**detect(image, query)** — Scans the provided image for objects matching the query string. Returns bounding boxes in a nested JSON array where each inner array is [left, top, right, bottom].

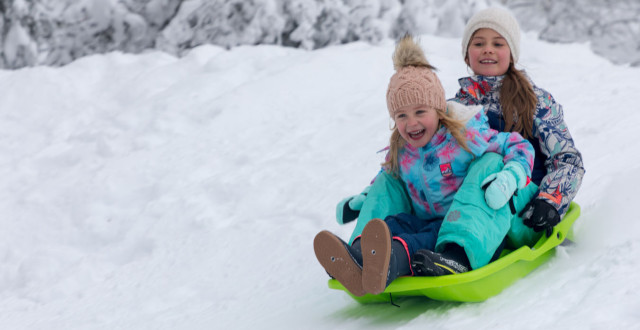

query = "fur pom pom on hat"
[[461, 7, 521, 63], [386, 35, 446, 117]]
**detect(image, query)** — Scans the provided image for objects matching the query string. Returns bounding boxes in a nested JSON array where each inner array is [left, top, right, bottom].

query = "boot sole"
[[361, 219, 392, 295], [314, 231, 365, 297]]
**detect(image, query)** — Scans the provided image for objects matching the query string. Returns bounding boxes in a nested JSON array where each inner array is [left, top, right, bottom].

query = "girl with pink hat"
[[314, 34, 535, 296]]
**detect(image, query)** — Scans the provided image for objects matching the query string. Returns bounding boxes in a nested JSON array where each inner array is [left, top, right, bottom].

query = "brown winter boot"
[[361, 219, 392, 295], [314, 230, 365, 297]]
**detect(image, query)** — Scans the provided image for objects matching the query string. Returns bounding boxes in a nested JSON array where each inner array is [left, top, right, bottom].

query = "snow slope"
[[0, 33, 639, 329]]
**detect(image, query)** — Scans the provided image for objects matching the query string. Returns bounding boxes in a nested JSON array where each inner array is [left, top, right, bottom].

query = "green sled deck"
[[328, 202, 581, 304]]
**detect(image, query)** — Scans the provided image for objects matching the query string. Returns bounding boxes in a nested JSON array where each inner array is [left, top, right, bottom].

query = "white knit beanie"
[[461, 7, 521, 63]]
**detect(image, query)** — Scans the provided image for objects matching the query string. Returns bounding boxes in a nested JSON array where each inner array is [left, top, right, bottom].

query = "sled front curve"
[[328, 202, 581, 304]]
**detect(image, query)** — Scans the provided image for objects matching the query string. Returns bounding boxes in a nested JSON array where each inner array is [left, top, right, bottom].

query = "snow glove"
[[336, 186, 371, 225], [481, 161, 528, 210], [520, 199, 561, 237]]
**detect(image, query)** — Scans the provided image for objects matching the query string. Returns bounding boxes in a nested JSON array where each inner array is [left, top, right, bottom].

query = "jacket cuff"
[[504, 161, 528, 190]]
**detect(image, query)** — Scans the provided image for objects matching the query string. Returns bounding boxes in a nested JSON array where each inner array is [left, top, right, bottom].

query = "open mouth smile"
[[407, 129, 425, 140]]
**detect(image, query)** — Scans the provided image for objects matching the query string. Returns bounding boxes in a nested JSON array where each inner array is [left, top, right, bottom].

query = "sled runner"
[[328, 202, 581, 304]]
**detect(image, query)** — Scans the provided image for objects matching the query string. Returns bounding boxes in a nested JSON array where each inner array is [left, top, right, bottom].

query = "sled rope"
[[389, 293, 400, 307]]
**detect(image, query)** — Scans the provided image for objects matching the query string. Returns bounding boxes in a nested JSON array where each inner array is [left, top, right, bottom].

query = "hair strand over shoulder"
[[500, 63, 537, 139]]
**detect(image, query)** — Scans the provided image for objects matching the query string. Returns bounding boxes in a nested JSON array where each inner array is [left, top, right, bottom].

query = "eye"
[[395, 113, 406, 120], [415, 110, 427, 116]]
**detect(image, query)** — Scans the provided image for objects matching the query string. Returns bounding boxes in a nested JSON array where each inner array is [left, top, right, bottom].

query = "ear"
[[389, 118, 397, 130]]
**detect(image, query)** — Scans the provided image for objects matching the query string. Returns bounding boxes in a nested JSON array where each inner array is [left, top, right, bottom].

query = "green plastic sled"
[[328, 202, 581, 304]]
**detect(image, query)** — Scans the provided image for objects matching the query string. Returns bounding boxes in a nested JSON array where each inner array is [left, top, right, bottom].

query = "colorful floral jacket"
[[392, 105, 534, 220], [453, 75, 585, 216]]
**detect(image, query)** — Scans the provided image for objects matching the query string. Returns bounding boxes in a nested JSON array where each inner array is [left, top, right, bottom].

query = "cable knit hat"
[[461, 7, 521, 63], [386, 35, 446, 118]]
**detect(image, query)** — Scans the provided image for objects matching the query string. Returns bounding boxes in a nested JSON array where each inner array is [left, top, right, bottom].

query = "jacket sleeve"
[[532, 91, 585, 216], [467, 112, 535, 178]]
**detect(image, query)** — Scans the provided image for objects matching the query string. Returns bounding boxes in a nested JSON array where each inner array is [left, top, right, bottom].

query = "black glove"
[[519, 199, 561, 237], [336, 186, 370, 225]]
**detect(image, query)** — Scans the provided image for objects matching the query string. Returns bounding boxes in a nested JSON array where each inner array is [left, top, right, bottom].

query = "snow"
[[1, 33, 639, 329]]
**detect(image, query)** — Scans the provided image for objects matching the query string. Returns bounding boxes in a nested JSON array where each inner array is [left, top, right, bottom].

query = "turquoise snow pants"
[[435, 153, 540, 269], [348, 171, 412, 244], [349, 153, 541, 269]]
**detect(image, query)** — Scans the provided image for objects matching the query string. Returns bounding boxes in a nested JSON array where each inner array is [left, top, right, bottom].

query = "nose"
[[483, 46, 494, 54], [406, 115, 419, 127]]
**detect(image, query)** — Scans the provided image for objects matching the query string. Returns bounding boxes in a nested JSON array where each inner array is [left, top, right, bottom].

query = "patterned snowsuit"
[[454, 75, 585, 216]]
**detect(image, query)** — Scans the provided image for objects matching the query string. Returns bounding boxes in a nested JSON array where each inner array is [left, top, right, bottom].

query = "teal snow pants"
[[435, 153, 540, 269], [348, 171, 412, 244], [349, 153, 541, 269]]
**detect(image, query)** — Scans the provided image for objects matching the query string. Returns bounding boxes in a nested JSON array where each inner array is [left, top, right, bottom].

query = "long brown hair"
[[500, 63, 537, 139], [382, 106, 471, 176]]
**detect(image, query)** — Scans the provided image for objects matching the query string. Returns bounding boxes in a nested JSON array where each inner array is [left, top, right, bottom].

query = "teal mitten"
[[336, 186, 370, 225], [481, 162, 527, 210]]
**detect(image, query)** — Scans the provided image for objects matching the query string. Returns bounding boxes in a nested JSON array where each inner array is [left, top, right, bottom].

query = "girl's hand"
[[520, 199, 561, 237], [481, 162, 527, 210], [336, 186, 370, 224]]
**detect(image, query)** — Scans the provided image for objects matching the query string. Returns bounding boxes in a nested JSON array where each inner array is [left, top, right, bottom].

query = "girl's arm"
[[467, 112, 535, 179], [532, 92, 585, 216], [466, 115, 535, 211]]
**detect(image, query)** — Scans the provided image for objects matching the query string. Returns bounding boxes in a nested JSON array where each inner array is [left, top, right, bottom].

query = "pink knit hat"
[[386, 36, 446, 117]]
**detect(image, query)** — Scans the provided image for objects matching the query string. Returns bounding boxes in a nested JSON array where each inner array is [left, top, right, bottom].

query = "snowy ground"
[[0, 33, 639, 329]]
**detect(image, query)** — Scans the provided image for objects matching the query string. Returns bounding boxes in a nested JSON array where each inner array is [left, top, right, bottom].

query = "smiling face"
[[393, 104, 440, 148], [466, 28, 512, 76]]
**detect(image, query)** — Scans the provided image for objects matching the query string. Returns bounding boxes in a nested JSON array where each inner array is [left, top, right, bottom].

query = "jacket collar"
[[457, 75, 505, 102]]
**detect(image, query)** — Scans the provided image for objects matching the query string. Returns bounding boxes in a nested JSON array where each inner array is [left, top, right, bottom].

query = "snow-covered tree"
[[503, 0, 640, 66], [1, 0, 638, 69]]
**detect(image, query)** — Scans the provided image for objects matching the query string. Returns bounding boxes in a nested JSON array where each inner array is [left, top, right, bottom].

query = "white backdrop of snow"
[[0, 32, 639, 329]]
